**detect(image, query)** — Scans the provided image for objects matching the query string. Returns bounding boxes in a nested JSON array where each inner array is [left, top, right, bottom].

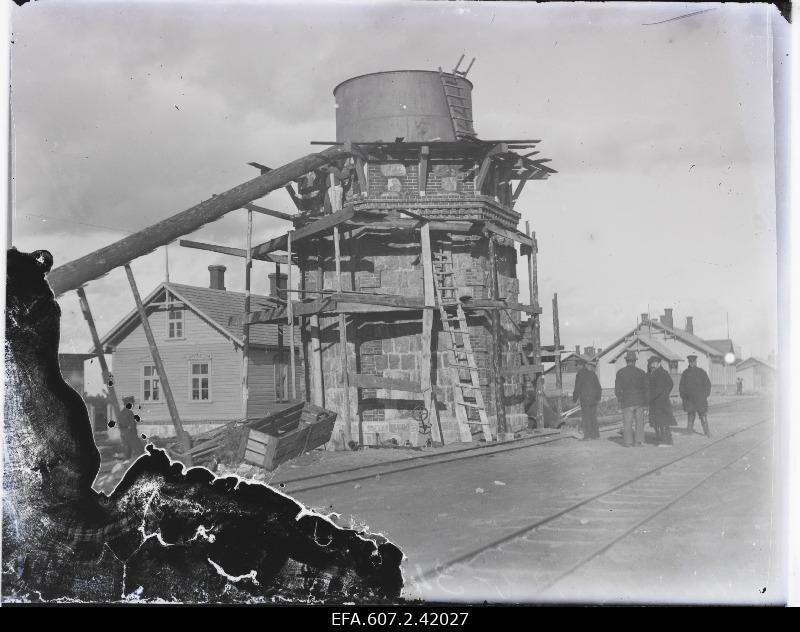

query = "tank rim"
[[333, 69, 473, 95]]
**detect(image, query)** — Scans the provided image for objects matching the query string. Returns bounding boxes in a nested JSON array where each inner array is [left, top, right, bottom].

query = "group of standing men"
[[572, 352, 712, 447]]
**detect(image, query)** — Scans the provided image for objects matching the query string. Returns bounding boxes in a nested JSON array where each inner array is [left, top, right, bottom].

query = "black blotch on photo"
[[3, 248, 404, 603]]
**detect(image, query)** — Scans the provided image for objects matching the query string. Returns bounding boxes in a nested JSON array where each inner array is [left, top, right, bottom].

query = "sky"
[[6, 0, 783, 394]]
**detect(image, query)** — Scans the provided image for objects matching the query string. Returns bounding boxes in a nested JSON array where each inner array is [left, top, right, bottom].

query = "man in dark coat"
[[647, 356, 675, 446], [573, 361, 602, 440], [679, 355, 712, 437], [118, 396, 145, 460], [614, 351, 649, 447]]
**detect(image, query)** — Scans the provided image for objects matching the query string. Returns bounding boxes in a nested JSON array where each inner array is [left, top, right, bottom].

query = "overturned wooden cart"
[[168, 401, 337, 471]]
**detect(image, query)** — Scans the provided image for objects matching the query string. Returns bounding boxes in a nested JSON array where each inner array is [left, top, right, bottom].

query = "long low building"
[[593, 309, 738, 397]]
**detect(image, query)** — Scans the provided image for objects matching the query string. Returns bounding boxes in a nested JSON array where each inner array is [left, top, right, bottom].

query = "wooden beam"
[[287, 232, 297, 401], [244, 203, 295, 222], [334, 226, 353, 447], [354, 156, 368, 196], [482, 222, 534, 247], [420, 223, 444, 444], [179, 239, 288, 264], [246, 161, 304, 210], [526, 221, 544, 428], [310, 254, 325, 408], [419, 145, 429, 197], [474, 143, 508, 193], [48, 146, 350, 297], [488, 236, 507, 439], [76, 287, 122, 423], [124, 264, 192, 463], [350, 373, 423, 394], [241, 209, 253, 419], [552, 293, 563, 422], [512, 171, 532, 203], [251, 207, 355, 258]]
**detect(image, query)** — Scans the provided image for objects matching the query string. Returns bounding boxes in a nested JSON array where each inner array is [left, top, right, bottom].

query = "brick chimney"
[[268, 272, 288, 298], [597, 347, 603, 355], [575, 345, 581, 354], [208, 265, 226, 290], [685, 316, 694, 334], [585, 346, 595, 357], [660, 308, 674, 329], [640, 313, 649, 325]]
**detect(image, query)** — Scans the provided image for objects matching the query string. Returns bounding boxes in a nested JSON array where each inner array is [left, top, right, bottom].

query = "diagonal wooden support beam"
[[47, 146, 349, 296], [474, 143, 508, 193], [251, 207, 355, 258], [244, 203, 295, 222], [247, 161, 303, 210], [179, 239, 288, 264], [76, 286, 122, 423], [124, 264, 192, 463]]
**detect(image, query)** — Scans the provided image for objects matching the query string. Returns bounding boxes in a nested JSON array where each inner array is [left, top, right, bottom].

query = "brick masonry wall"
[[367, 159, 477, 198], [300, 208, 527, 446]]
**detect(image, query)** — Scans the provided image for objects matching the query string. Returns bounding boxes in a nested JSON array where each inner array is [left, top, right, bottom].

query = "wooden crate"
[[239, 402, 337, 470]]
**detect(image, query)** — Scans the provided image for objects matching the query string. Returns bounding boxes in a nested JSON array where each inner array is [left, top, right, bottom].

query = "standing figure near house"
[[614, 351, 649, 447], [647, 356, 675, 446], [573, 360, 602, 440], [736, 377, 743, 395], [118, 395, 145, 460], [679, 354, 712, 437]]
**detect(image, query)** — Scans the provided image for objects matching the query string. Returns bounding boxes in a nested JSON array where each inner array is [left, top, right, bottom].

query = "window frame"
[[165, 291, 185, 341], [188, 360, 212, 403], [142, 364, 163, 403]]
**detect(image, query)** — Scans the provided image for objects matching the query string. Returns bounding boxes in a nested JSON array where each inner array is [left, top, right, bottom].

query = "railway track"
[[277, 427, 598, 494], [408, 415, 770, 602], [276, 400, 755, 496]]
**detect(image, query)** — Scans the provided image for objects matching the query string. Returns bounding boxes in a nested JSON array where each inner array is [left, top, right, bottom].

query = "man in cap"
[[614, 350, 649, 447], [679, 355, 712, 437], [573, 359, 602, 440], [647, 356, 676, 446], [117, 395, 145, 460]]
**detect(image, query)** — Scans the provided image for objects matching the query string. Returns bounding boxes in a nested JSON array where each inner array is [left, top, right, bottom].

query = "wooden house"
[[735, 357, 775, 393], [99, 266, 303, 437], [594, 310, 738, 397]]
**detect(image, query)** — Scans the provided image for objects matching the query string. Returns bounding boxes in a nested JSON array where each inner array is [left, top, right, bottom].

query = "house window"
[[190, 362, 211, 401], [275, 357, 289, 402], [167, 299, 184, 339], [143, 365, 161, 402]]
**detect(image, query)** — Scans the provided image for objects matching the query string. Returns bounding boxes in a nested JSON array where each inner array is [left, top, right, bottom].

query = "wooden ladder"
[[432, 247, 493, 442], [438, 69, 476, 140]]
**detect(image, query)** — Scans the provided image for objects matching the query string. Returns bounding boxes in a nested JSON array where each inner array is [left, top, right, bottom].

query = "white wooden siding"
[[115, 306, 236, 350], [112, 341, 242, 425]]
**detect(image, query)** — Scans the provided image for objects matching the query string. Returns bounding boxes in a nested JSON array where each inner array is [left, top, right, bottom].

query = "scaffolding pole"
[[287, 231, 297, 401], [487, 234, 507, 440], [76, 286, 122, 424], [553, 292, 563, 422], [526, 221, 544, 428], [333, 225, 353, 447], [242, 209, 253, 419], [124, 264, 192, 464]]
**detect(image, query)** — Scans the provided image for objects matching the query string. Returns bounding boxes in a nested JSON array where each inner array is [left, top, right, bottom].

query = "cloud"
[[9, 1, 780, 373]]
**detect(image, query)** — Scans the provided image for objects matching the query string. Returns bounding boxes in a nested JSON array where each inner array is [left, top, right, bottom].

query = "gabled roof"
[[541, 351, 593, 373], [736, 357, 775, 372], [607, 334, 683, 363], [99, 282, 282, 351], [596, 320, 723, 361], [705, 339, 735, 355]]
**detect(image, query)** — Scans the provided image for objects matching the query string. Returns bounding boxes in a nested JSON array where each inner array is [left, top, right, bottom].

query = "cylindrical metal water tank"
[[333, 70, 475, 143]]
